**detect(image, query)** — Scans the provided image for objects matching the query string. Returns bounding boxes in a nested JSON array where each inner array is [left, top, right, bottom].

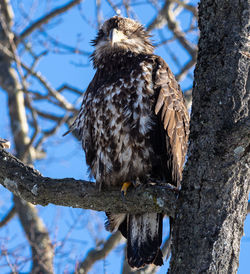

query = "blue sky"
[[0, 1, 249, 273]]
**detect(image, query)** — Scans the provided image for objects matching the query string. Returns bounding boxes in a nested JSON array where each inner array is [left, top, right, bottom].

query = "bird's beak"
[[109, 28, 126, 46]]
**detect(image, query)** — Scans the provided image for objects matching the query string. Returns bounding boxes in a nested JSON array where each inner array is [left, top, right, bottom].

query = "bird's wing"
[[63, 72, 100, 168], [63, 72, 99, 137], [154, 57, 189, 187]]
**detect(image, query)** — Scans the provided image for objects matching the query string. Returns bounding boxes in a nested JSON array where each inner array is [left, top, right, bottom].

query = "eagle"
[[66, 16, 189, 269]]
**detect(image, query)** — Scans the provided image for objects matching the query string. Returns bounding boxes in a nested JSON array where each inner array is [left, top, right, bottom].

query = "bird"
[[65, 16, 189, 269]]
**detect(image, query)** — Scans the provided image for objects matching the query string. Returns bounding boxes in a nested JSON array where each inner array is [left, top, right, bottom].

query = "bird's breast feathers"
[[78, 60, 157, 185]]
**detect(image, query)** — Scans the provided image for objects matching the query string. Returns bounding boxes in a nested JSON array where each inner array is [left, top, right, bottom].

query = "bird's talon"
[[121, 182, 132, 197]]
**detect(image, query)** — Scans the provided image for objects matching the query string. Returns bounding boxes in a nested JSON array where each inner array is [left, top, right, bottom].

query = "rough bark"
[[0, 148, 177, 216], [169, 1, 250, 273]]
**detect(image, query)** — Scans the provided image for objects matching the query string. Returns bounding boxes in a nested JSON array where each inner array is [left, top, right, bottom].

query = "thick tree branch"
[[13, 196, 54, 274], [0, 6, 54, 271], [0, 148, 177, 216]]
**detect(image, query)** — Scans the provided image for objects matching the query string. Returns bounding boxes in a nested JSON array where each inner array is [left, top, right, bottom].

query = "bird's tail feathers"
[[127, 213, 163, 269]]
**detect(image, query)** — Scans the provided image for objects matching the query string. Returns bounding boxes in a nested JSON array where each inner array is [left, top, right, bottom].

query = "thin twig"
[[17, 0, 82, 44], [40, 31, 90, 56], [105, 0, 121, 15], [0, 205, 16, 227], [76, 231, 123, 273], [170, 0, 198, 17], [57, 84, 83, 95], [21, 62, 74, 111], [176, 58, 196, 82], [35, 112, 71, 149]]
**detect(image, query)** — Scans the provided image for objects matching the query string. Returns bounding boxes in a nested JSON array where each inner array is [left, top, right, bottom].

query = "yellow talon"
[[121, 182, 132, 196]]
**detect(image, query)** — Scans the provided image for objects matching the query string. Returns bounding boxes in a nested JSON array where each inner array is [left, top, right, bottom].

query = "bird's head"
[[91, 16, 154, 68]]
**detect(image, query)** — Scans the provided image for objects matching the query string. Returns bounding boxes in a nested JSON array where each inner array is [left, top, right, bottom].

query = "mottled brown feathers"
[[154, 57, 189, 186], [67, 16, 189, 269]]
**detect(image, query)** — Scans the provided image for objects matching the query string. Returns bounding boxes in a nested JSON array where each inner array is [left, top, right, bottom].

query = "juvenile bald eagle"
[[67, 16, 189, 268]]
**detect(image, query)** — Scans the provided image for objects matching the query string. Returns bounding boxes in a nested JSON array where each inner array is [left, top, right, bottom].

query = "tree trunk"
[[169, 0, 250, 273], [0, 2, 54, 273]]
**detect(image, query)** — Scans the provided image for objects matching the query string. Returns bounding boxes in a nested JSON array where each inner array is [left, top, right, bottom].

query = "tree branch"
[[0, 0, 14, 27], [76, 231, 123, 273], [170, 0, 198, 17], [147, 1, 197, 59], [13, 196, 54, 274], [0, 205, 15, 228], [16, 0, 82, 44], [0, 148, 177, 216]]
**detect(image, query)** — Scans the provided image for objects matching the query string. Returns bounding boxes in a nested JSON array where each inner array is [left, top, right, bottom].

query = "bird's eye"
[[98, 29, 105, 38]]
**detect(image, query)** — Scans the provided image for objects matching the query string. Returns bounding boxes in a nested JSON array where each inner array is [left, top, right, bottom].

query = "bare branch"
[[24, 50, 48, 79], [76, 231, 123, 273], [40, 32, 90, 56], [176, 59, 196, 82], [33, 109, 63, 121], [0, 148, 177, 216], [0, 0, 14, 27], [96, 0, 102, 28], [0, 8, 55, 271], [13, 196, 54, 274], [164, 2, 197, 59], [123, 0, 131, 17], [105, 0, 121, 15], [148, 1, 197, 59], [21, 62, 75, 111], [16, 0, 82, 44], [170, 0, 198, 17], [35, 112, 71, 149], [184, 89, 192, 110], [57, 84, 83, 95], [0, 205, 15, 228]]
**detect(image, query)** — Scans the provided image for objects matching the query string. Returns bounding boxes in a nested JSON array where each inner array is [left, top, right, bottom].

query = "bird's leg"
[[121, 182, 132, 197]]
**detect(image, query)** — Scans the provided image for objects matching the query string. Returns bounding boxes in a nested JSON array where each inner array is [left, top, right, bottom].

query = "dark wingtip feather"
[[127, 248, 163, 269], [153, 249, 163, 266]]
